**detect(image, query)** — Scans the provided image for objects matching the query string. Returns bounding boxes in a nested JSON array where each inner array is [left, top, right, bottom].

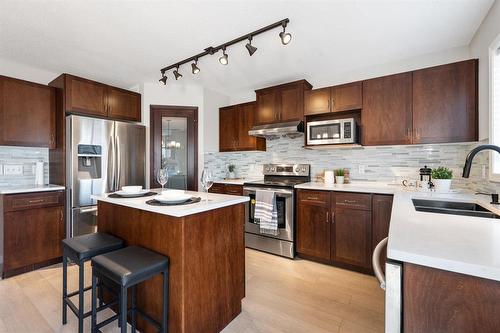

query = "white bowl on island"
[[122, 186, 143, 193], [156, 190, 192, 204]]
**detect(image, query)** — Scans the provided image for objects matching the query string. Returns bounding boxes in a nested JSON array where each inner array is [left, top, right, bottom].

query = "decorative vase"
[[335, 176, 345, 185], [434, 179, 452, 193]]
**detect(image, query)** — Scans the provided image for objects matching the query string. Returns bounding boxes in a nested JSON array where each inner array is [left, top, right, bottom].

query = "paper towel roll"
[[324, 170, 334, 184], [35, 161, 44, 185]]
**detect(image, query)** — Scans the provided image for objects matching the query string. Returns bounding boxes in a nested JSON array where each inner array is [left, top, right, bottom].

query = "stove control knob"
[[301, 166, 307, 172], [295, 166, 301, 172], [270, 167, 275, 172], [265, 166, 270, 172]]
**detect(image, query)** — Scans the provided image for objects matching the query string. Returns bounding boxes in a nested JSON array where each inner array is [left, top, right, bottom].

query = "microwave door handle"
[[372, 237, 388, 290]]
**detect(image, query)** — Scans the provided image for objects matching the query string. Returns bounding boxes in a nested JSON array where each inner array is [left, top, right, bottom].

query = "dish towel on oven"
[[254, 190, 279, 236]]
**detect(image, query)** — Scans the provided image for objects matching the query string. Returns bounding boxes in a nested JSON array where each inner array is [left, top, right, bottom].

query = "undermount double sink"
[[412, 199, 500, 219]]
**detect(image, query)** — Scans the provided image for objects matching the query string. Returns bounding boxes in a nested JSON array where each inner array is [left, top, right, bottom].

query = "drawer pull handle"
[[343, 200, 357, 204], [307, 197, 319, 200], [28, 199, 45, 204], [326, 212, 329, 223]]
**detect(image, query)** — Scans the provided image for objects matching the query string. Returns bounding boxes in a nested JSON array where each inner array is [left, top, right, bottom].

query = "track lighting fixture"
[[159, 18, 290, 85], [159, 73, 167, 85], [245, 36, 257, 56], [173, 67, 182, 80], [279, 21, 292, 45], [191, 59, 200, 74], [218, 47, 228, 65]]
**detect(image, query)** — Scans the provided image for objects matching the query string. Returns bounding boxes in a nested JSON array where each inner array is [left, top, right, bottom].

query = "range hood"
[[248, 120, 304, 140]]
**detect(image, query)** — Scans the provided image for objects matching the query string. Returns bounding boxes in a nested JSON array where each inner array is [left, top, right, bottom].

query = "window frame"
[[489, 33, 500, 182]]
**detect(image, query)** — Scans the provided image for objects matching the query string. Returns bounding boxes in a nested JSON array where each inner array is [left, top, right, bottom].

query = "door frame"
[[150, 105, 198, 191]]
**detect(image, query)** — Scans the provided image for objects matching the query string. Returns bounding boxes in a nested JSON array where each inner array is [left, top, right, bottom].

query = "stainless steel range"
[[243, 163, 310, 258]]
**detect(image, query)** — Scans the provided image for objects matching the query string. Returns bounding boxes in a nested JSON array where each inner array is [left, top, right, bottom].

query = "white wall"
[[0, 57, 58, 84], [203, 88, 230, 152], [470, 0, 500, 141]]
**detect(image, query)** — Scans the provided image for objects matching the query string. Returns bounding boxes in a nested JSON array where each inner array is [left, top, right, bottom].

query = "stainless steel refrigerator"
[[66, 115, 146, 237]]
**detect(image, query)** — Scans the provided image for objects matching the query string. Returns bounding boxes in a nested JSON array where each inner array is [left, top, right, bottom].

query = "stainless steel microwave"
[[306, 118, 357, 145]]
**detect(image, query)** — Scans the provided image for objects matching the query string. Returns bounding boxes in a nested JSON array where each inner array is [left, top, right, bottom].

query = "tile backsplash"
[[204, 135, 500, 193], [0, 146, 49, 187]]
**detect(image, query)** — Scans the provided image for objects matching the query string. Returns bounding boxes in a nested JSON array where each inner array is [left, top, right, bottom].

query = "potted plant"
[[228, 164, 236, 179], [431, 166, 453, 192], [334, 169, 345, 185]]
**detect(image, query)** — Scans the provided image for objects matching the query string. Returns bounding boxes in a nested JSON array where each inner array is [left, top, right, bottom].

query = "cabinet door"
[[256, 89, 279, 124], [362, 73, 412, 146], [412, 59, 477, 143], [304, 87, 331, 116], [332, 208, 372, 269], [297, 190, 331, 260], [208, 183, 225, 194], [107, 87, 141, 122], [224, 184, 243, 195], [280, 84, 304, 122], [219, 106, 239, 151], [372, 195, 393, 273], [0, 76, 55, 148], [4, 206, 64, 272], [65, 75, 107, 117], [237, 102, 265, 151], [331, 82, 362, 112]]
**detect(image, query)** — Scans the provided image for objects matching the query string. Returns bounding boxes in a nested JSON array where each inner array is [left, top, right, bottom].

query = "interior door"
[[115, 121, 146, 190], [150, 105, 198, 190]]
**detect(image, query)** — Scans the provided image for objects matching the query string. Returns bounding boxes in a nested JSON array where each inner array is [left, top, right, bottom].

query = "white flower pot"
[[228, 172, 236, 179], [434, 179, 452, 193], [335, 176, 344, 185]]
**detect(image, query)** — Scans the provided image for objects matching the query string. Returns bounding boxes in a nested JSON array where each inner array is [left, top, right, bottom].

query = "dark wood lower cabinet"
[[332, 208, 372, 270], [208, 183, 243, 195], [2, 191, 65, 278], [297, 190, 393, 274], [404, 263, 500, 333]]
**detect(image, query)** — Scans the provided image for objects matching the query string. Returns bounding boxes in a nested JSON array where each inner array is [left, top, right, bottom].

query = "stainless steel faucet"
[[462, 145, 500, 178]]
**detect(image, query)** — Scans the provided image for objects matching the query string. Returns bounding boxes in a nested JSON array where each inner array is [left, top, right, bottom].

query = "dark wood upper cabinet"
[[361, 73, 413, 146], [255, 80, 312, 125], [219, 105, 239, 151], [65, 75, 107, 117], [107, 86, 141, 122], [304, 82, 362, 116], [297, 190, 331, 261], [0, 75, 56, 148], [304, 87, 331, 115], [331, 82, 363, 112], [412, 59, 478, 144], [51, 74, 141, 122], [219, 102, 265, 152]]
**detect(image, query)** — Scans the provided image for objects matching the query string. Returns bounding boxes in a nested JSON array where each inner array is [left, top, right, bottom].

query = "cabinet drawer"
[[224, 184, 243, 195], [209, 183, 225, 194], [298, 190, 330, 206], [334, 192, 372, 210], [3, 191, 64, 212]]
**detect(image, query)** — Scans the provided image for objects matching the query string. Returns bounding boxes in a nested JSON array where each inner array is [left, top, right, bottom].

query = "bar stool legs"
[[62, 254, 68, 325], [162, 269, 169, 333]]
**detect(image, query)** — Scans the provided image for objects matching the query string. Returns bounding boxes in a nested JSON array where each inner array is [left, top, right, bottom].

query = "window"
[[490, 38, 500, 181]]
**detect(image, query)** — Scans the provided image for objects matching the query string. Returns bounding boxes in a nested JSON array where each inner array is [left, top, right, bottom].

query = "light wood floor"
[[0, 249, 384, 333]]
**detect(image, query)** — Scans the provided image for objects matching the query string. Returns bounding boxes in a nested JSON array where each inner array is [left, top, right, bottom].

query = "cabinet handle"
[[331, 211, 335, 223], [28, 199, 45, 204], [60, 209, 63, 223], [415, 128, 421, 140], [307, 197, 319, 201], [331, 99, 335, 111], [326, 212, 329, 223], [344, 199, 357, 204]]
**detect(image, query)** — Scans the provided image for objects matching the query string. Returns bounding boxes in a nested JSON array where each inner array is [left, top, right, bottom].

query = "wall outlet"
[[358, 164, 366, 174], [4, 164, 23, 175]]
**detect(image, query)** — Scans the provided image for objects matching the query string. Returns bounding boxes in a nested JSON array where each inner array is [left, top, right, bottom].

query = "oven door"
[[243, 187, 294, 242]]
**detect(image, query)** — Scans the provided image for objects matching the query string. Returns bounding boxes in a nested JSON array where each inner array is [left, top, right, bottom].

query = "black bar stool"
[[62, 232, 124, 333], [91, 246, 169, 333]]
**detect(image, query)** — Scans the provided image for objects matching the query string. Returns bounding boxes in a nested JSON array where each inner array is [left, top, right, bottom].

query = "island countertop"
[[91, 189, 249, 217]]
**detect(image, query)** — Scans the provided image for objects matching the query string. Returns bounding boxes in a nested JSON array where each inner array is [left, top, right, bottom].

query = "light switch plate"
[[4, 164, 23, 175]]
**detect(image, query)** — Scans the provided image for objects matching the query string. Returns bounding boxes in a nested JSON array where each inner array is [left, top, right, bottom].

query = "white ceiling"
[[0, 0, 494, 96]]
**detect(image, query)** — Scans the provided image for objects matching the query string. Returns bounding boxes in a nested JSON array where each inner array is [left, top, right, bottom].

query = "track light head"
[[191, 59, 200, 74], [219, 47, 228, 65], [245, 36, 257, 56], [159, 73, 167, 85], [173, 67, 182, 80], [279, 22, 292, 45]]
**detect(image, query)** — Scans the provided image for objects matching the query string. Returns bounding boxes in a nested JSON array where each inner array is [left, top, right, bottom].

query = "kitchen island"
[[92, 191, 249, 333]]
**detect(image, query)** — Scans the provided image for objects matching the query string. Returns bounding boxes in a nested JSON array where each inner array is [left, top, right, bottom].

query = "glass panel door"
[[161, 117, 188, 190]]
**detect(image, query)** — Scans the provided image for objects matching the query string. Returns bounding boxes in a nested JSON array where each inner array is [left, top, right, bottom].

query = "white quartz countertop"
[[0, 184, 65, 194], [213, 178, 262, 185], [91, 189, 249, 218], [296, 181, 500, 281]]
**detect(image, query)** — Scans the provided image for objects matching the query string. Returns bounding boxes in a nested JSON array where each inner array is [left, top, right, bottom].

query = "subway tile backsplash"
[[0, 146, 49, 187], [204, 136, 500, 193]]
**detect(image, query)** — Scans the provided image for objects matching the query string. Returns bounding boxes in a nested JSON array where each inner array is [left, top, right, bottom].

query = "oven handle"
[[243, 187, 294, 196]]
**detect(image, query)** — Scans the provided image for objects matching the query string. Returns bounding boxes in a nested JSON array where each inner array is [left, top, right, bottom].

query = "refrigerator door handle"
[[108, 125, 116, 192], [116, 133, 121, 189]]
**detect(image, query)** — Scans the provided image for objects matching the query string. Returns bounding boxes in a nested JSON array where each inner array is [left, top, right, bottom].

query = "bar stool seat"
[[62, 233, 124, 333], [91, 246, 169, 333]]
